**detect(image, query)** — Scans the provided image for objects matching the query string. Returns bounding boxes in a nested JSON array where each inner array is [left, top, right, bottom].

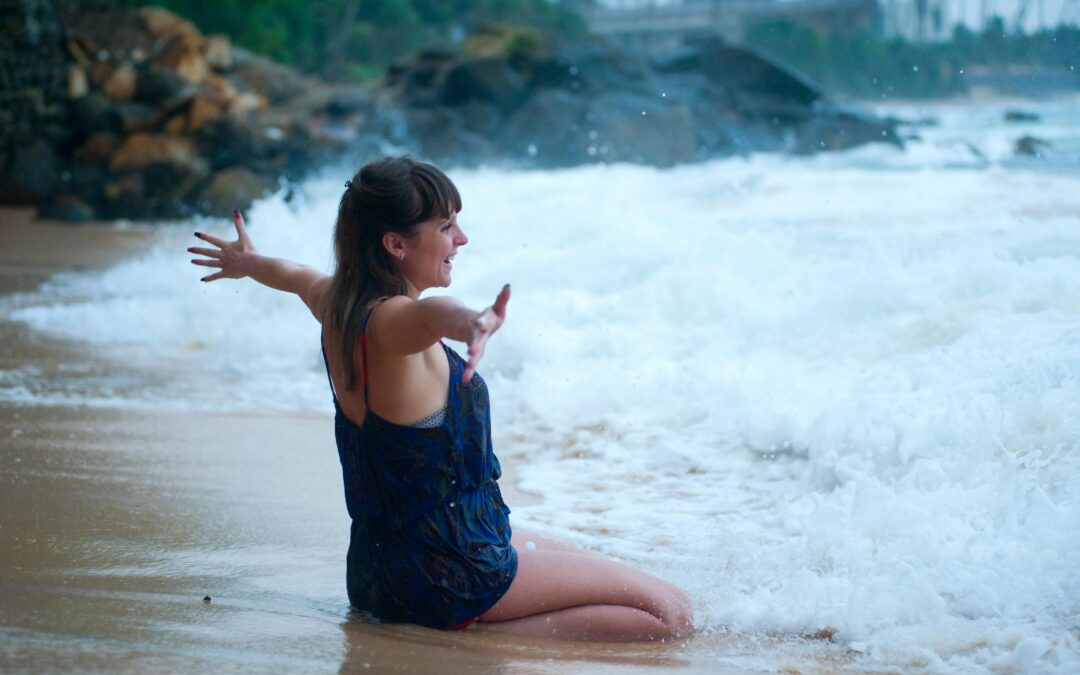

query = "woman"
[[188, 156, 693, 641]]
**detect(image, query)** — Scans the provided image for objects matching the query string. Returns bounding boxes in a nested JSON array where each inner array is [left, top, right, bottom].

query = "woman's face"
[[400, 210, 468, 292]]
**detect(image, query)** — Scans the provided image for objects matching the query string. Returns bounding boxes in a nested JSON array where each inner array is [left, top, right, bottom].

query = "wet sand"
[[0, 208, 849, 673]]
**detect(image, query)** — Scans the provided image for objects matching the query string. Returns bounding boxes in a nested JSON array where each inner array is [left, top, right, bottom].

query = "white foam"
[[3, 97, 1079, 671]]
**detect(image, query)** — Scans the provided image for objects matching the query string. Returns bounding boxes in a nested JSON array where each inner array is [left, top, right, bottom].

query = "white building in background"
[[597, 0, 1079, 43], [880, 0, 1078, 39], [879, 0, 952, 40]]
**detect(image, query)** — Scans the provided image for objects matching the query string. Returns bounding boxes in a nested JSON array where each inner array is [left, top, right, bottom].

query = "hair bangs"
[[409, 163, 462, 226]]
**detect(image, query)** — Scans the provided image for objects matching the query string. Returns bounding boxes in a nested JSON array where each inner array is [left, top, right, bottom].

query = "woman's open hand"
[[188, 210, 258, 282], [463, 284, 511, 383]]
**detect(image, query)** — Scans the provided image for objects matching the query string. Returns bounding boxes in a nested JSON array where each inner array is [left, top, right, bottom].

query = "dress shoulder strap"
[[319, 332, 338, 403], [357, 297, 388, 406]]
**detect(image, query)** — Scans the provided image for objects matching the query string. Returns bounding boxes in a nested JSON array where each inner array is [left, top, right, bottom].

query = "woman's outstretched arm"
[[372, 285, 511, 382], [188, 210, 329, 321]]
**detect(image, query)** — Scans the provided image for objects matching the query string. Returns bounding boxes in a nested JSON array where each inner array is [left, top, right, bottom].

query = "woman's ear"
[[382, 232, 406, 261]]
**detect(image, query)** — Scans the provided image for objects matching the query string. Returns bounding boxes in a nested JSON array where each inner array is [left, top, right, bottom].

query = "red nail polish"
[[233, 210, 240, 219]]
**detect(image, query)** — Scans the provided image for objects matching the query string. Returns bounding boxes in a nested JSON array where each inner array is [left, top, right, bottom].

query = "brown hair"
[[324, 156, 462, 390]]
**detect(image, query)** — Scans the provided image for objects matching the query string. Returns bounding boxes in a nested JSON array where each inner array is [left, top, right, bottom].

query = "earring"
[[398, 253, 405, 261]]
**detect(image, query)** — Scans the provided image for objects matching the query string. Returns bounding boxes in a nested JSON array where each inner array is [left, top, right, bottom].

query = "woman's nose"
[[456, 228, 469, 246]]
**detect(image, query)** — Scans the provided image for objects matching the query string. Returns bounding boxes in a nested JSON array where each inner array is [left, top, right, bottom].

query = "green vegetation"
[[121, 0, 593, 80], [744, 18, 1080, 98]]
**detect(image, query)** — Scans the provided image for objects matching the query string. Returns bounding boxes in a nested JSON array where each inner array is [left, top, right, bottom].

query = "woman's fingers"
[[191, 258, 223, 268], [194, 231, 228, 248], [201, 271, 227, 282], [493, 284, 511, 317], [233, 210, 248, 238], [187, 246, 223, 259]]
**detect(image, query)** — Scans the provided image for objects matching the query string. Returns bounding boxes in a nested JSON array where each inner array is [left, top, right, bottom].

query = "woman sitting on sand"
[[188, 156, 693, 641]]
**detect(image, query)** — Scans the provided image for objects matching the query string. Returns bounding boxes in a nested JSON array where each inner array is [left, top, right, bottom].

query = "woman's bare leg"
[[478, 530, 694, 642]]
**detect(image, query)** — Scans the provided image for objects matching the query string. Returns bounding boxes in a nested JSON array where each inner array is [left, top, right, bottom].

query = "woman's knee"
[[655, 582, 695, 638]]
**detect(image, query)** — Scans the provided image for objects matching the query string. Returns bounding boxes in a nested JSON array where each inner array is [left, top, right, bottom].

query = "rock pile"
[[1, 6, 905, 223], [0, 3, 399, 220], [378, 28, 902, 168]]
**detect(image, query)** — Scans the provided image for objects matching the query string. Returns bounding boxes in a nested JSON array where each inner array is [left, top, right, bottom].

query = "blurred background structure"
[[591, 0, 1079, 50]]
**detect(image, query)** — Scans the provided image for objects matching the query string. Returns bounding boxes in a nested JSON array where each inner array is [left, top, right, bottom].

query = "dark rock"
[[0, 140, 62, 204], [198, 168, 279, 216], [153, 29, 209, 85], [505, 89, 591, 166], [381, 32, 897, 169], [39, 194, 95, 222], [793, 105, 904, 154], [230, 47, 309, 104], [102, 172, 145, 216], [656, 40, 820, 112], [1004, 109, 1040, 123], [73, 132, 120, 165], [68, 162, 110, 202], [586, 92, 697, 166], [71, 92, 122, 138], [404, 108, 498, 167], [196, 118, 268, 171], [439, 58, 527, 112], [115, 101, 162, 134], [109, 133, 203, 173], [325, 89, 376, 117], [1015, 135, 1050, 157], [135, 66, 196, 111]]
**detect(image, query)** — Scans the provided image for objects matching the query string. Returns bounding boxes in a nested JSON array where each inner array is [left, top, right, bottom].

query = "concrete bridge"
[[587, 0, 878, 53]]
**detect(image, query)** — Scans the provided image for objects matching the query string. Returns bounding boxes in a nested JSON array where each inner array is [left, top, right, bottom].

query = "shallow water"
[[3, 95, 1080, 672]]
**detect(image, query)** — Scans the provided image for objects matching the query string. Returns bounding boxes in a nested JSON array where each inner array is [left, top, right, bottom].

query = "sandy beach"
[[1, 207, 846, 673]]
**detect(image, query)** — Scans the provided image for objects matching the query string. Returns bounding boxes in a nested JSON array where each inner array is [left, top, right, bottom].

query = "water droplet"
[[527, 143, 537, 157], [641, 110, 647, 116], [913, 65, 919, 72], [525, 540, 537, 551]]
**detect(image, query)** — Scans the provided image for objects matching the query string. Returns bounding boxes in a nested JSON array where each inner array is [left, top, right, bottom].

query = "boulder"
[[439, 58, 527, 112], [188, 93, 225, 132], [109, 132, 205, 175], [230, 48, 309, 104], [139, 7, 199, 42], [135, 65, 196, 110], [586, 92, 697, 166], [102, 64, 138, 102], [102, 172, 145, 215], [198, 168, 279, 216], [155, 30, 209, 85], [71, 92, 122, 138], [115, 101, 162, 133], [793, 105, 904, 154], [1015, 135, 1050, 157], [0, 140, 63, 204], [204, 35, 233, 71], [73, 132, 120, 164], [505, 89, 591, 165], [68, 66, 89, 99], [1004, 109, 1040, 123], [39, 194, 95, 222]]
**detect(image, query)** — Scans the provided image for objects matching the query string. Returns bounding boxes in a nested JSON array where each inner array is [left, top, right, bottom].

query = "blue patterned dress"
[[322, 305, 517, 629]]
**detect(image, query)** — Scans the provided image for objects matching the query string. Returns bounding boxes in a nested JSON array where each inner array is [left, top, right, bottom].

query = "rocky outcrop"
[[378, 30, 902, 168], [0, 2, 402, 220], [2, 6, 901, 222]]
